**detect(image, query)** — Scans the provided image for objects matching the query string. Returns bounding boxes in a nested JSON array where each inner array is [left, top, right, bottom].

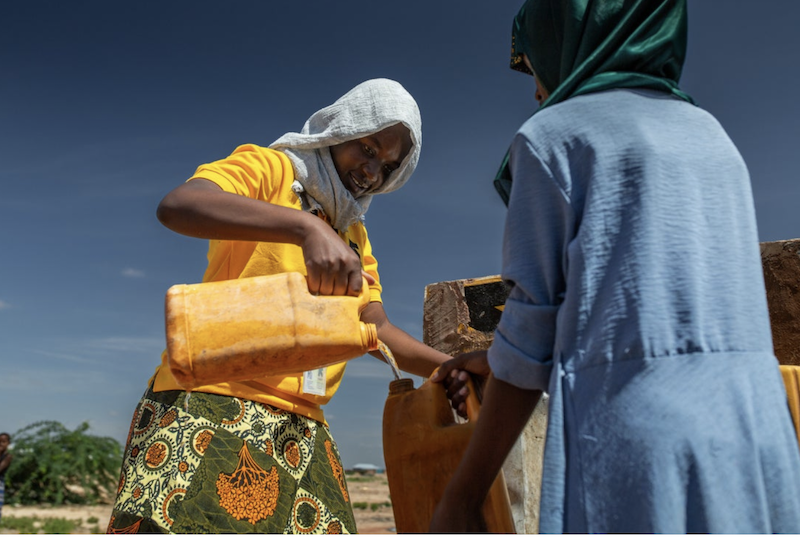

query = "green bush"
[[5, 420, 123, 505], [370, 501, 391, 511], [41, 517, 78, 534], [352, 501, 368, 510]]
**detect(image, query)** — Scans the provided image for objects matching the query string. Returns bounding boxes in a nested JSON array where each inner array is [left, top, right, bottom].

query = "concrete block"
[[761, 239, 800, 366]]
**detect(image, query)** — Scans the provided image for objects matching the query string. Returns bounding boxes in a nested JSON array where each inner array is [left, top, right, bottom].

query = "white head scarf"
[[270, 78, 422, 230]]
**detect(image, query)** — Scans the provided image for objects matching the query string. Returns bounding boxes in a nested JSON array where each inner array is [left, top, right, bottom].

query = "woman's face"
[[330, 123, 412, 198], [522, 54, 550, 105], [0, 434, 9, 453]]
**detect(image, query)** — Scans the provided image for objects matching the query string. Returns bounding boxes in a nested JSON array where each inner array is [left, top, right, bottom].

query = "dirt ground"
[[0, 473, 395, 534]]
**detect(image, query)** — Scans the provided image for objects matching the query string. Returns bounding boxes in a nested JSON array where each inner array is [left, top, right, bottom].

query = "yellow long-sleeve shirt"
[[152, 145, 382, 424]]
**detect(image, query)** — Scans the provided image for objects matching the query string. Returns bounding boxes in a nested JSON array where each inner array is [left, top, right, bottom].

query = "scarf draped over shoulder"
[[494, 0, 695, 205], [271, 78, 422, 230]]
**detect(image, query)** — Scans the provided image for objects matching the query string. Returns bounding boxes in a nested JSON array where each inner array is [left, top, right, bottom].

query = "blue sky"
[[2, 1, 799, 469]]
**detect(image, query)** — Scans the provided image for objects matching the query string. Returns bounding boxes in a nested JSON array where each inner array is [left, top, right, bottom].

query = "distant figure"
[[0, 433, 12, 522], [430, 0, 800, 533], [106, 79, 453, 534]]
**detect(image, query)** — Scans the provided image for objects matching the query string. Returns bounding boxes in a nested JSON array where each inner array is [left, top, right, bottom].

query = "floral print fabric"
[[107, 385, 356, 534]]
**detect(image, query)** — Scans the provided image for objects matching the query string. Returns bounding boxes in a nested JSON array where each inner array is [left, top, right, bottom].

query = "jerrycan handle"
[[355, 275, 372, 312], [303, 275, 371, 302], [430, 367, 483, 423], [463, 373, 482, 422]]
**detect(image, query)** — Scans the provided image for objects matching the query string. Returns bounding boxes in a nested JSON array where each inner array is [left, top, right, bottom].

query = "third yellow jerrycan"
[[164, 271, 378, 390], [383, 375, 516, 533]]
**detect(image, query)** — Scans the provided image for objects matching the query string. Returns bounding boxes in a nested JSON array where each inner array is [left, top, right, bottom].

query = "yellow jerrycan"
[[383, 375, 516, 533], [165, 271, 378, 390]]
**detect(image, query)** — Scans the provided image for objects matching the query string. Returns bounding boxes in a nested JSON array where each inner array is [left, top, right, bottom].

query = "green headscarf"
[[494, 0, 695, 205]]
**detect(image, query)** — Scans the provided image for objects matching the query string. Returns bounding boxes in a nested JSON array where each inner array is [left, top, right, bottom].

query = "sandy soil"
[[0, 473, 395, 534], [345, 475, 396, 534]]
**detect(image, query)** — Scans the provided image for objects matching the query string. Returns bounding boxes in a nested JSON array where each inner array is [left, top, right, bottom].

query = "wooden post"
[[761, 239, 800, 366]]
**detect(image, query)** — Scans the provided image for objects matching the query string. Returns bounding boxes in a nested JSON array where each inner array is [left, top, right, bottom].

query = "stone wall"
[[761, 239, 800, 365]]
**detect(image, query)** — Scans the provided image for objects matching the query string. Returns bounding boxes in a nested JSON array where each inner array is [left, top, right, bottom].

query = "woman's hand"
[[299, 216, 368, 296], [157, 179, 371, 297], [431, 351, 491, 418]]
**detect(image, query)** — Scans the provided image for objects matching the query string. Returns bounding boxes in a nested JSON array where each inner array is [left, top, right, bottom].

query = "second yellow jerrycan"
[[383, 375, 516, 533], [164, 271, 378, 390]]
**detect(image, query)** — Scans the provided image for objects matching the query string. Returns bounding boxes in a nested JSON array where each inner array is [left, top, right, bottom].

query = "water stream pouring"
[[377, 341, 403, 380]]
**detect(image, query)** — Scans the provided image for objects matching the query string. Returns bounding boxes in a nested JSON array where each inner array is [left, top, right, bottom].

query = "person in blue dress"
[[430, 0, 800, 532]]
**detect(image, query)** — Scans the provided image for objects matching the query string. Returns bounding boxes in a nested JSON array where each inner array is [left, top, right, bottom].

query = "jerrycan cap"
[[389, 378, 415, 395]]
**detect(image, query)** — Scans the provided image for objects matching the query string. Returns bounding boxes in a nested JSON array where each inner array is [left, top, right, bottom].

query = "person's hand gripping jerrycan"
[[164, 271, 378, 390], [383, 374, 516, 533]]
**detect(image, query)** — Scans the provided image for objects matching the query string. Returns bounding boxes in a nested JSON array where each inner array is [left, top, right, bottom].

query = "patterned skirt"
[[106, 384, 356, 534]]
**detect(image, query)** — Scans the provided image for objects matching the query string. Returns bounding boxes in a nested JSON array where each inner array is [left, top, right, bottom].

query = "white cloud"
[[83, 336, 164, 353], [28, 336, 163, 356], [121, 268, 146, 278], [27, 348, 98, 365], [0, 299, 10, 310]]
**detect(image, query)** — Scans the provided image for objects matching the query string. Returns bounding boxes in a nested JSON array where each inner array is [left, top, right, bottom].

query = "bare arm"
[[157, 179, 367, 296], [360, 302, 452, 378], [429, 376, 542, 532]]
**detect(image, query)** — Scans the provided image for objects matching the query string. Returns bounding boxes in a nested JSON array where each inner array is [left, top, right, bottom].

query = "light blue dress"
[[487, 89, 800, 533]]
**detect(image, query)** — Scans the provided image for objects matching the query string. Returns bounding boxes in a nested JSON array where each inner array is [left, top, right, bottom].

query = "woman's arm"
[[430, 131, 568, 531], [157, 179, 366, 296], [360, 302, 452, 378], [429, 376, 542, 532]]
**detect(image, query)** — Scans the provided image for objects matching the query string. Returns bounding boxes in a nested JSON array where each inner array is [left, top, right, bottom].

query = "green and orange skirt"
[[107, 385, 356, 534]]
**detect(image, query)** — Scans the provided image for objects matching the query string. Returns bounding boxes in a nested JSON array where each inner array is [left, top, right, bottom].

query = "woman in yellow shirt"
[[107, 79, 453, 534]]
